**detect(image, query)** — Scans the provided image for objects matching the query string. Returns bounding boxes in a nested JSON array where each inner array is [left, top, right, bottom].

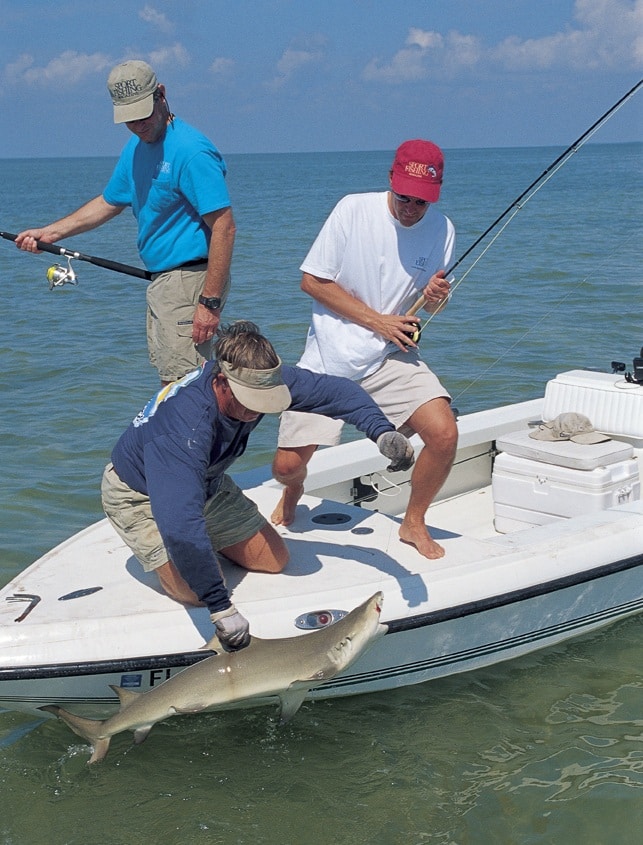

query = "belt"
[[153, 258, 208, 275]]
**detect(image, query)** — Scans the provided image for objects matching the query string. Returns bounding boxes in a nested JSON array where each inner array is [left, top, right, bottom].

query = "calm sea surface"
[[1, 143, 642, 844]]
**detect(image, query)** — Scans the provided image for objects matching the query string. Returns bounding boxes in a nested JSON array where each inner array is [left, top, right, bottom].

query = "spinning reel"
[[46, 256, 78, 290], [403, 321, 422, 345]]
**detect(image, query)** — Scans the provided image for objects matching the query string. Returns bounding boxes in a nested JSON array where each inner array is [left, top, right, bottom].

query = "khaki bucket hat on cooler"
[[529, 412, 610, 445]]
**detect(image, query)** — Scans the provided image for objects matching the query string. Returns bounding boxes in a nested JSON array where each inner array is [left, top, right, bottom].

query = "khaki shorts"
[[101, 464, 266, 572], [146, 266, 231, 383], [278, 351, 450, 447]]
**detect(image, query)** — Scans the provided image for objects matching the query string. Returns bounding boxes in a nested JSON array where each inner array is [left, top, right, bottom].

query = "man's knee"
[[266, 541, 289, 572], [410, 398, 458, 454], [272, 446, 315, 485], [438, 412, 459, 456]]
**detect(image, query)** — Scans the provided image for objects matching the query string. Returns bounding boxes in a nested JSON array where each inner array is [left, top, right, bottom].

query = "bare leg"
[[157, 560, 204, 606], [156, 522, 288, 607], [398, 398, 458, 559], [271, 445, 317, 525], [220, 522, 290, 572]]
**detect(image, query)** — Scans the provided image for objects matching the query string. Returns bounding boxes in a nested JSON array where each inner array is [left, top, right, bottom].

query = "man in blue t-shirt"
[[15, 60, 235, 385], [102, 321, 415, 651]]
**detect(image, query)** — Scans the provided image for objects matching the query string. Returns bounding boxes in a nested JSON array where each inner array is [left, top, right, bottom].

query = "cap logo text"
[[111, 78, 145, 101], [405, 161, 438, 180]]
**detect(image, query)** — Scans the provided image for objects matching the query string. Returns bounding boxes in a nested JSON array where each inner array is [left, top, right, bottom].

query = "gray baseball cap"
[[107, 60, 157, 124]]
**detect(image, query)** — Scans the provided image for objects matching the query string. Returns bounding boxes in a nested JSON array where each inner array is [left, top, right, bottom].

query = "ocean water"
[[0, 142, 641, 844]]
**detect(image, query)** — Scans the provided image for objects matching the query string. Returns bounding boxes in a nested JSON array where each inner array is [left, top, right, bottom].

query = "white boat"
[[1, 366, 642, 719]]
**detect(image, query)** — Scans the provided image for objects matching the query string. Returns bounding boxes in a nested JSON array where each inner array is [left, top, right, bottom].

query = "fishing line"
[[406, 77, 643, 333], [356, 84, 641, 503], [357, 228, 638, 508], [448, 227, 641, 406]]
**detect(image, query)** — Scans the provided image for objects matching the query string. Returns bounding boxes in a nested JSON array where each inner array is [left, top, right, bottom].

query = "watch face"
[[200, 296, 221, 309]]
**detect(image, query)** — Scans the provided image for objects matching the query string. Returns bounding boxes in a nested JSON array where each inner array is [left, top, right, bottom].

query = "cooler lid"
[[496, 428, 633, 471]]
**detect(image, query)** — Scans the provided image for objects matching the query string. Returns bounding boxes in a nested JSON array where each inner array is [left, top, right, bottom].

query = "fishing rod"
[[407, 77, 643, 324], [0, 230, 152, 287]]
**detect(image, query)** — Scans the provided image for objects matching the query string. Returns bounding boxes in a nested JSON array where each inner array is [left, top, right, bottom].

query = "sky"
[[0, 0, 641, 158]]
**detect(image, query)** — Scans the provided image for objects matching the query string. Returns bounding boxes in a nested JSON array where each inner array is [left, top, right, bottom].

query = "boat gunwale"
[[2, 551, 640, 682]]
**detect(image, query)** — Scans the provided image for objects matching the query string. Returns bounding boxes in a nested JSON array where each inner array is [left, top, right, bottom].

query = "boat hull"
[[1, 551, 641, 718], [1, 373, 642, 720]]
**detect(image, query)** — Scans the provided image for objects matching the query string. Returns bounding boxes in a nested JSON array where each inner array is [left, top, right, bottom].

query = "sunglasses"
[[391, 191, 429, 207]]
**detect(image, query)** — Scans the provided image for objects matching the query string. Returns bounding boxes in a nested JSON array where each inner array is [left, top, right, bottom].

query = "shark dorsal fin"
[[109, 684, 143, 709]]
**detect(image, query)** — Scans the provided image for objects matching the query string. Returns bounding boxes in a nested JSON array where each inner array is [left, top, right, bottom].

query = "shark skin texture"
[[42, 592, 386, 764]]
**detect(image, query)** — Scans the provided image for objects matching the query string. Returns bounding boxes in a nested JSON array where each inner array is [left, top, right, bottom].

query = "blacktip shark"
[[42, 591, 386, 764]]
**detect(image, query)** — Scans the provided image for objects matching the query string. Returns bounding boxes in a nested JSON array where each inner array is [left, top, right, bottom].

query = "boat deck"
[[1, 370, 642, 718]]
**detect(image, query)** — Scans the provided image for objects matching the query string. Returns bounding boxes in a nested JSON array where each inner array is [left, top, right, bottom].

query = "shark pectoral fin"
[[277, 684, 310, 724], [133, 726, 153, 746]]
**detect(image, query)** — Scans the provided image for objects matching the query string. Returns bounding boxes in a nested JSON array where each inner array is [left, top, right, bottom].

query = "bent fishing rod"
[[407, 77, 643, 321], [0, 230, 152, 287]]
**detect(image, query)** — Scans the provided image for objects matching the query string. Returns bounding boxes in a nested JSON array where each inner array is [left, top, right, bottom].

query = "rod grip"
[[1, 230, 63, 257]]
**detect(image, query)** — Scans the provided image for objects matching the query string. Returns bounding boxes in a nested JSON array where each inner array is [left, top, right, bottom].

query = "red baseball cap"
[[390, 139, 444, 203]]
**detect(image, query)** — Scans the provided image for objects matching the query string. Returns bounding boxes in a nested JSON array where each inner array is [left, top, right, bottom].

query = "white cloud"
[[147, 43, 190, 69], [363, 41, 429, 83], [363, 28, 481, 81], [266, 36, 326, 90], [4, 51, 112, 87], [362, 0, 643, 82], [2, 41, 191, 92], [407, 28, 443, 51], [139, 4, 174, 33], [492, 0, 643, 71], [210, 57, 236, 75]]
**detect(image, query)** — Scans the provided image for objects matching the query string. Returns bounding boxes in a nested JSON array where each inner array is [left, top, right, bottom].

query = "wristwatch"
[[198, 295, 222, 311]]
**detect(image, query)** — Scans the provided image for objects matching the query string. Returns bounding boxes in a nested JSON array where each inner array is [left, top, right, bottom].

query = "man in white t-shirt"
[[271, 139, 458, 559]]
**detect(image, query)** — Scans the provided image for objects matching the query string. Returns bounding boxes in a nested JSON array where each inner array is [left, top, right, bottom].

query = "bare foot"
[[271, 484, 304, 526], [399, 520, 445, 559]]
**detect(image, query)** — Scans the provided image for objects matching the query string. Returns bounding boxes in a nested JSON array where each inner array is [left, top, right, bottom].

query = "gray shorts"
[[146, 266, 231, 383], [278, 351, 450, 447], [101, 464, 266, 572]]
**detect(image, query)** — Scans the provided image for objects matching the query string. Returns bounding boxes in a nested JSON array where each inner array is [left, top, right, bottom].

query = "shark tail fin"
[[40, 704, 112, 764]]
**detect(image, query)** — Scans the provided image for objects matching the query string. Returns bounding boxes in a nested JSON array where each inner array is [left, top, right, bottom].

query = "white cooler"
[[492, 429, 640, 533]]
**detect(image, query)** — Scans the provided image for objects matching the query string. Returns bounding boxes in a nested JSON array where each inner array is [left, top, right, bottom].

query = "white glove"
[[210, 605, 251, 651], [376, 431, 415, 472]]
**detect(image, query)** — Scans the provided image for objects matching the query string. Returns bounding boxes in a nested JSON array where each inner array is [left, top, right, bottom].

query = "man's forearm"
[[43, 196, 122, 240], [16, 195, 123, 250], [202, 207, 236, 298], [301, 273, 381, 331]]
